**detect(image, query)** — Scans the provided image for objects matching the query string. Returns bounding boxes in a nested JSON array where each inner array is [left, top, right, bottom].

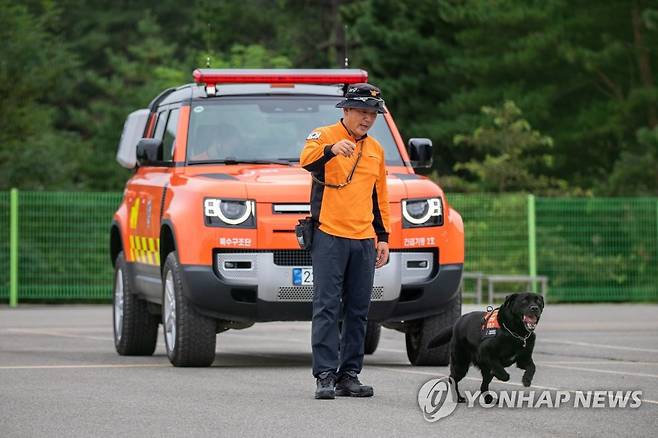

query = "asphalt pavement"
[[1, 304, 657, 437]]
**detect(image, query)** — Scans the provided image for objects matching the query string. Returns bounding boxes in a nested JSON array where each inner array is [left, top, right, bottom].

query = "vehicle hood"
[[176, 165, 440, 203]]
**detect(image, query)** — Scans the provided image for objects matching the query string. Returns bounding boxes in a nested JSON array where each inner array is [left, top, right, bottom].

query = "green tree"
[[343, 0, 458, 172], [67, 14, 186, 190], [554, 0, 658, 192], [0, 0, 83, 190], [452, 101, 563, 192], [5, 0, 658, 194], [605, 126, 658, 195], [347, 0, 658, 194], [191, 0, 354, 69], [197, 44, 291, 69]]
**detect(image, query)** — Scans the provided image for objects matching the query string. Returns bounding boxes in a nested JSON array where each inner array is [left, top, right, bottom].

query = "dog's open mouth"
[[523, 314, 538, 331]]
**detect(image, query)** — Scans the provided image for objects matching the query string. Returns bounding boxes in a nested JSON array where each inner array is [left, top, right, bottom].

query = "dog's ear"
[[537, 294, 545, 309], [502, 293, 519, 309]]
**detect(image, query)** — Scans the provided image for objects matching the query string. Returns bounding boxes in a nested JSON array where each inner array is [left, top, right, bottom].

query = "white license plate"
[[292, 267, 313, 286]]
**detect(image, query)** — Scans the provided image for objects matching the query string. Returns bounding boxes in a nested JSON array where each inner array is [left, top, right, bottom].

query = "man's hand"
[[375, 241, 389, 268], [331, 139, 356, 157]]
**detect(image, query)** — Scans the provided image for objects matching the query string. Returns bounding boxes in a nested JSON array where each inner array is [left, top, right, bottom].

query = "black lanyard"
[[311, 143, 363, 189]]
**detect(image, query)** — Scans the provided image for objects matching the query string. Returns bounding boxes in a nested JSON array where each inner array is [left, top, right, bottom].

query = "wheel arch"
[[160, 220, 177, 274], [110, 221, 123, 267]]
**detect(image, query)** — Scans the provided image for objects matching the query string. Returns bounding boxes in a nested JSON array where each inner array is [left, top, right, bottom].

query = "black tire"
[[162, 251, 216, 367], [113, 252, 159, 356], [364, 321, 381, 355], [405, 293, 461, 366]]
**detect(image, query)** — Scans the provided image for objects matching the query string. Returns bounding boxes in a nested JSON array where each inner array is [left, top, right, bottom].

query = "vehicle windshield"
[[186, 96, 403, 165]]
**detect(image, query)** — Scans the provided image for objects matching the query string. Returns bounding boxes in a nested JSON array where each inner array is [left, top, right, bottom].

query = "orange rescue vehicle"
[[110, 69, 464, 367]]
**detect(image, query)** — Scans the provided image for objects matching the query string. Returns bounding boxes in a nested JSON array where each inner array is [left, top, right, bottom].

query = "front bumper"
[[180, 250, 462, 322]]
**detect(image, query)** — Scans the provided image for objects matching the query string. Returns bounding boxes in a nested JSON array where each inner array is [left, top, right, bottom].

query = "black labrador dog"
[[428, 293, 544, 403]]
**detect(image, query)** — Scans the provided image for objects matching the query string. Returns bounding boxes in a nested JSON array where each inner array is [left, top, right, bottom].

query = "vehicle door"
[[127, 105, 180, 302]]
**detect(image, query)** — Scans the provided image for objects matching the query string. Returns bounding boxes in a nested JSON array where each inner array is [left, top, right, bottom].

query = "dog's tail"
[[427, 326, 453, 348]]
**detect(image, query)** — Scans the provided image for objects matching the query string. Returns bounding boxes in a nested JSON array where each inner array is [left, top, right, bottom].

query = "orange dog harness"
[[481, 308, 500, 338]]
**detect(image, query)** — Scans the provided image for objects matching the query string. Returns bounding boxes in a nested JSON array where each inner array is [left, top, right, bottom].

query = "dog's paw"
[[494, 370, 509, 382], [496, 371, 510, 382], [482, 393, 494, 404], [522, 374, 532, 387]]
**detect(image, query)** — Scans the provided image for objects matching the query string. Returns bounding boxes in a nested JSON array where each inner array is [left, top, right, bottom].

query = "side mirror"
[[406, 138, 433, 170], [136, 138, 163, 166], [117, 109, 149, 169]]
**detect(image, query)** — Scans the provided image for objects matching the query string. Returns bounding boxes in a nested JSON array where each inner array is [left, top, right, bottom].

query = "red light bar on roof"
[[192, 69, 368, 86]]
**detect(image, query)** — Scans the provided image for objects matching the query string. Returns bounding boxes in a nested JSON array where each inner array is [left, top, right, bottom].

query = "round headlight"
[[218, 200, 253, 225], [205, 199, 254, 225], [220, 201, 247, 219], [405, 201, 429, 220], [402, 198, 442, 226]]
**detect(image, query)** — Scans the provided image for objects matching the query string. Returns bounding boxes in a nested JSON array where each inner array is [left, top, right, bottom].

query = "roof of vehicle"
[[156, 84, 346, 107]]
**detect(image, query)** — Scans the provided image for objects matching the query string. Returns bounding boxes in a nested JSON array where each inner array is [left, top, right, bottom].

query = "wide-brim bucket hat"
[[336, 83, 387, 114]]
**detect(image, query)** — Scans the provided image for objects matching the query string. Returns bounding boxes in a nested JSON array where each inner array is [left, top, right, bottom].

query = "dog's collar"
[[502, 322, 532, 348]]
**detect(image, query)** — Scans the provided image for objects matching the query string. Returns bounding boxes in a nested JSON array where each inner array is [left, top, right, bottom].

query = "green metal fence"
[[0, 191, 9, 302], [450, 194, 658, 302], [535, 197, 658, 302], [1, 191, 122, 303], [450, 194, 530, 277], [1, 191, 657, 304]]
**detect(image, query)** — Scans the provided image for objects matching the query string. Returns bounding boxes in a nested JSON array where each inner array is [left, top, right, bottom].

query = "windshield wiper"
[[189, 158, 293, 166]]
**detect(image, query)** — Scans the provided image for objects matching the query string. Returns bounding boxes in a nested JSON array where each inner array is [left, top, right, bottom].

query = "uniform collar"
[[338, 119, 368, 142]]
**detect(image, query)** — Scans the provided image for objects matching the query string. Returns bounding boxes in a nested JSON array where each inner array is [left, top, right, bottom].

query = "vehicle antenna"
[[205, 22, 212, 68], [343, 24, 349, 68]]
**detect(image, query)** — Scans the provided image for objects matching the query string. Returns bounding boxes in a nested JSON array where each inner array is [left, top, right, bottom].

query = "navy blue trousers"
[[311, 229, 376, 377]]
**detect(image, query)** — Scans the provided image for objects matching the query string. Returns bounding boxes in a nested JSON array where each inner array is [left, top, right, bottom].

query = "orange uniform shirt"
[[299, 120, 390, 242]]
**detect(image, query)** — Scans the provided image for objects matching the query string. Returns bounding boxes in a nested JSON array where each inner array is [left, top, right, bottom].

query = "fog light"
[[407, 260, 428, 269], [224, 261, 251, 269]]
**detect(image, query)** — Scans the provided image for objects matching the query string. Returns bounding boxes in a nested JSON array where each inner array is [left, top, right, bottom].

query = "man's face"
[[343, 108, 378, 138]]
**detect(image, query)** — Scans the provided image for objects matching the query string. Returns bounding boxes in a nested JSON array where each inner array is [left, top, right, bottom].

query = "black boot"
[[315, 371, 336, 399], [335, 371, 374, 397]]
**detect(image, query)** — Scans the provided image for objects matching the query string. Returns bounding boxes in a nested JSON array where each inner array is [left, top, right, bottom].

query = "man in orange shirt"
[[300, 83, 390, 399]]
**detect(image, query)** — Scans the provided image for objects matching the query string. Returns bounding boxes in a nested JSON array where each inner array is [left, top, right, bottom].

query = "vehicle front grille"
[[216, 248, 436, 268], [273, 250, 312, 266], [277, 286, 384, 302]]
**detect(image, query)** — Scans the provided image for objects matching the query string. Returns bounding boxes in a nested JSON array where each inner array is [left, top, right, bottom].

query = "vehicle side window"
[[153, 111, 168, 141], [162, 108, 179, 161]]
